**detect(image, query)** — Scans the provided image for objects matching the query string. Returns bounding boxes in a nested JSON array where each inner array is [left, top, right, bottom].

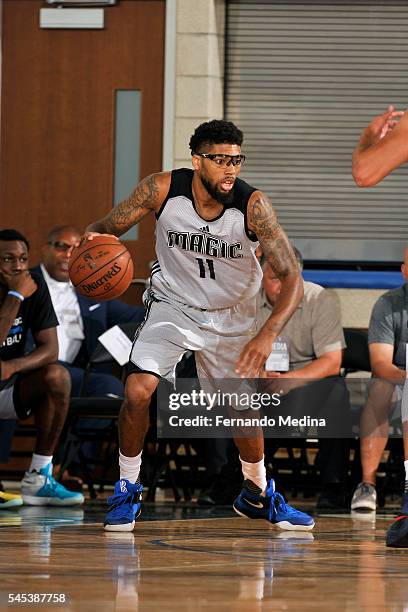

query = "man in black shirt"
[[0, 229, 83, 507]]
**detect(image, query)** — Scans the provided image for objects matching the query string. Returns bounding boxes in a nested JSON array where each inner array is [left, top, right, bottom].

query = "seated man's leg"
[[15, 364, 84, 506], [61, 363, 125, 398], [351, 378, 394, 511], [60, 363, 85, 397], [360, 379, 394, 483], [82, 371, 125, 398]]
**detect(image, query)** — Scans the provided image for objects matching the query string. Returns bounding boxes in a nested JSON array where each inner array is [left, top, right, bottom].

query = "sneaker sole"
[[22, 495, 84, 506], [350, 502, 376, 512], [104, 521, 135, 532], [0, 499, 23, 509], [275, 520, 315, 531], [233, 504, 314, 531]]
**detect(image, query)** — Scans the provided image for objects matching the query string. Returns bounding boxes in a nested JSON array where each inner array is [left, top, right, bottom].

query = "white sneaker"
[[21, 463, 84, 506], [351, 482, 376, 512]]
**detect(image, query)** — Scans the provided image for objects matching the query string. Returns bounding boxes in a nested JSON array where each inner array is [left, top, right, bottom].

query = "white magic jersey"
[[150, 168, 263, 309]]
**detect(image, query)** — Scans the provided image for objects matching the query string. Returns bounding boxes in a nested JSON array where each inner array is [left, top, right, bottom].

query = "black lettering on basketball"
[[82, 254, 133, 299], [80, 262, 122, 294]]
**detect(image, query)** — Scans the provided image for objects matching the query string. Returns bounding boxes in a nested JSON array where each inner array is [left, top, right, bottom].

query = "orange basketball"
[[68, 235, 134, 301]]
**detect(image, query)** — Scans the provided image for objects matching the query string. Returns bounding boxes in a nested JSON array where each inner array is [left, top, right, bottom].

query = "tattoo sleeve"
[[87, 173, 162, 236], [247, 193, 297, 279], [248, 192, 303, 336]]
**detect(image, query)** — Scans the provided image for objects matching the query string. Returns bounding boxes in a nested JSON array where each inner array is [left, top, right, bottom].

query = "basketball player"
[[353, 108, 408, 546], [85, 120, 314, 532]]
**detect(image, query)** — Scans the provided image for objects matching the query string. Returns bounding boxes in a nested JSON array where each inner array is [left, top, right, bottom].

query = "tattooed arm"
[[235, 191, 303, 377], [249, 192, 303, 336], [86, 172, 171, 236]]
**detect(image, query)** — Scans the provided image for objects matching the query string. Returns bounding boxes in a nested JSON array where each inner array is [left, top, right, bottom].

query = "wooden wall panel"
[[0, 0, 164, 279]]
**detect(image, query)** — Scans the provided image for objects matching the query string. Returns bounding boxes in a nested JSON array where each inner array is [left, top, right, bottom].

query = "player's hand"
[[379, 105, 404, 139], [235, 331, 275, 378], [366, 105, 404, 143], [80, 231, 119, 245], [3, 271, 37, 298]]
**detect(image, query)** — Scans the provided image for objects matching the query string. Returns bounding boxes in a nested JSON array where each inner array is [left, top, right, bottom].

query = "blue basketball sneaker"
[[233, 479, 314, 531], [21, 463, 84, 506], [104, 479, 143, 532]]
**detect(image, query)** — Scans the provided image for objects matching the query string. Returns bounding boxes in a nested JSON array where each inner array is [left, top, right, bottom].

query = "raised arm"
[[86, 172, 171, 236], [235, 192, 303, 377], [352, 106, 408, 187]]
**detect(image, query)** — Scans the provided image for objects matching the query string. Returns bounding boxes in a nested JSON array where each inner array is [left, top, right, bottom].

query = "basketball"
[[68, 235, 134, 301]]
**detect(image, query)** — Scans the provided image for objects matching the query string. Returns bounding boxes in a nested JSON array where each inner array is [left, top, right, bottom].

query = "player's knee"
[[42, 364, 71, 399], [125, 379, 155, 407]]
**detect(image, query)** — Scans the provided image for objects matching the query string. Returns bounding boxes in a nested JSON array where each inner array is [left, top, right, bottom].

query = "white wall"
[[163, 0, 226, 170]]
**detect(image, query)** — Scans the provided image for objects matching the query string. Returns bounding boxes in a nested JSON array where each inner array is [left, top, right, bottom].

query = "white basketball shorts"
[[128, 289, 258, 388]]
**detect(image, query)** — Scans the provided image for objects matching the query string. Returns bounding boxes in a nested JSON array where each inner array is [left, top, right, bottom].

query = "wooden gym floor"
[[0, 503, 406, 611]]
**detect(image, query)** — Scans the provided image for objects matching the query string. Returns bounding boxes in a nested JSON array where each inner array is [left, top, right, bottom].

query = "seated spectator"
[[351, 248, 408, 514], [34, 225, 145, 397], [257, 247, 351, 509], [0, 229, 83, 507]]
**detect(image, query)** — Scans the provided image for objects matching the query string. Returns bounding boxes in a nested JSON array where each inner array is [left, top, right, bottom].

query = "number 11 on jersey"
[[196, 258, 216, 280]]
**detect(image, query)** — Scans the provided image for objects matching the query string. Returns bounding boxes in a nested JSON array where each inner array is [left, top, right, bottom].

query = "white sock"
[[29, 453, 53, 472], [119, 450, 142, 484], [404, 460, 408, 482], [239, 456, 267, 493]]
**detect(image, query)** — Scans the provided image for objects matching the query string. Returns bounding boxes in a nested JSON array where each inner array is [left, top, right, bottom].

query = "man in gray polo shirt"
[[258, 248, 350, 509], [351, 249, 408, 515]]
